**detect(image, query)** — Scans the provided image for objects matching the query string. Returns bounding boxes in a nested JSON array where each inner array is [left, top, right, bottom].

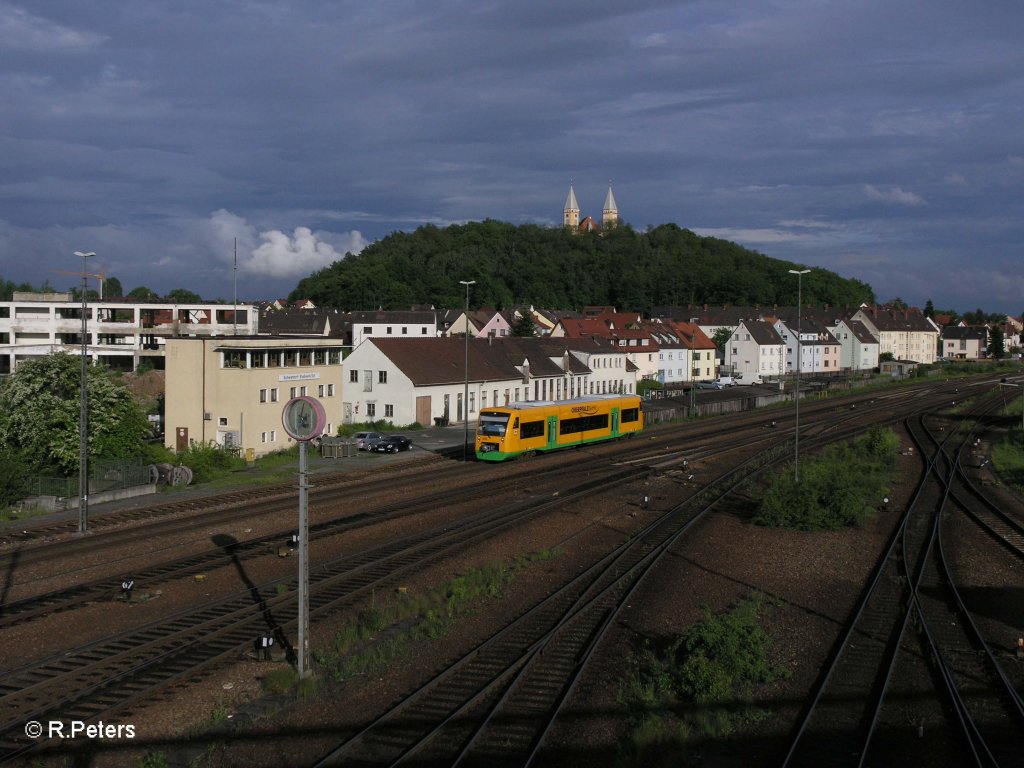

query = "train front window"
[[478, 412, 509, 437]]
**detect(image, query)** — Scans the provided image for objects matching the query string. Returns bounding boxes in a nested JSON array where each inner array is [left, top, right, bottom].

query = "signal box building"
[[164, 336, 345, 457]]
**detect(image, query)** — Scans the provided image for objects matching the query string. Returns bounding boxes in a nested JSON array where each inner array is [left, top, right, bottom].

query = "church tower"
[[602, 183, 618, 229], [563, 184, 580, 231]]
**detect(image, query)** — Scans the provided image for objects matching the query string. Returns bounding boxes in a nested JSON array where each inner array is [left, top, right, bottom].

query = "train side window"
[[521, 420, 544, 439], [513, 418, 520, 431], [621, 408, 640, 423]]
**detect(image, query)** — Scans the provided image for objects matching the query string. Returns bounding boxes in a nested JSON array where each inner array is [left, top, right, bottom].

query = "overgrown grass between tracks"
[[992, 432, 1024, 492], [615, 595, 788, 766], [310, 547, 562, 684]]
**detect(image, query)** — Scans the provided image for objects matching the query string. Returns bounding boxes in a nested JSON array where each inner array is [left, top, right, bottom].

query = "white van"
[[714, 376, 735, 387], [734, 373, 763, 386]]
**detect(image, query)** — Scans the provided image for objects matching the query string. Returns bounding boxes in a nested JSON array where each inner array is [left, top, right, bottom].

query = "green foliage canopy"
[[0, 354, 151, 476], [289, 221, 876, 313]]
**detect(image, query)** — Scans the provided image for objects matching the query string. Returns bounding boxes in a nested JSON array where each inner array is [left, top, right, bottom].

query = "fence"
[[31, 457, 155, 499]]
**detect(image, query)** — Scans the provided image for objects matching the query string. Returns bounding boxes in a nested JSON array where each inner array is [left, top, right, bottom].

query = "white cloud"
[[864, 185, 925, 206], [0, 2, 103, 51], [246, 226, 368, 278]]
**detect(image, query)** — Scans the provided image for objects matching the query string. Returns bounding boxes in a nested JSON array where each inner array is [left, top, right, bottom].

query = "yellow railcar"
[[475, 394, 643, 462]]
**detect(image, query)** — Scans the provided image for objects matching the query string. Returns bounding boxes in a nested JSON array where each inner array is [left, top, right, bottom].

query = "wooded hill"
[[289, 220, 875, 313]]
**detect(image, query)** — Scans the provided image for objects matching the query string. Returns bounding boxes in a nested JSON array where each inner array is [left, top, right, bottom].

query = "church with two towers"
[[563, 184, 619, 232]]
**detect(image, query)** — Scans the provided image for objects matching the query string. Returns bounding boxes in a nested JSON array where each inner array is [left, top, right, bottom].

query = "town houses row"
[[1, 293, 1020, 457]]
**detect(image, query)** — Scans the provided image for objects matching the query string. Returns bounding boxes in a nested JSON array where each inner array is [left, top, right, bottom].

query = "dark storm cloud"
[[0, 0, 1021, 311]]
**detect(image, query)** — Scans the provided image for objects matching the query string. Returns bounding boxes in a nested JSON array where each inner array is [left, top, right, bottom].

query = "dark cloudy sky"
[[1, 1, 1022, 313]]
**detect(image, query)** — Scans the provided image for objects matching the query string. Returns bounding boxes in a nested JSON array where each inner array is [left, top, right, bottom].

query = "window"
[[521, 420, 544, 439], [402, 327, 408, 335], [366, 403, 376, 417], [327, 383, 335, 396], [270, 430, 276, 442], [621, 408, 640, 423], [218, 417, 228, 427], [259, 388, 267, 403], [385, 404, 394, 418], [261, 432, 268, 443], [271, 388, 279, 402], [300, 386, 307, 396], [329, 349, 340, 364], [290, 387, 297, 398], [350, 370, 359, 383], [378, 370, 388, 384], [386, 326, 393, 335], [318, 384, 324, 397], [314, 350, 326, 365], [363, 370, 372, 392]]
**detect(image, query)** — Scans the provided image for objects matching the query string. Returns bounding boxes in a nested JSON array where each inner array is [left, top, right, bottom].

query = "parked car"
[[734, 373, 763, 386], [697, 380, 724, 390], [353, 431, 383, 450], [367, 435, 413, 453]]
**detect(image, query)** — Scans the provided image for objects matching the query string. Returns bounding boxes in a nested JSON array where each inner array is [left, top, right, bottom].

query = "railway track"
[[0, 373, 1013, 764], [782, 392, 1024, 767]]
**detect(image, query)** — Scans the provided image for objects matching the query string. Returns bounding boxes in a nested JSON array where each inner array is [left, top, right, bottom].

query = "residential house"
[[851, 307, 939, 364], [552, 311, 660, 381], [832, 319, 880, 371], [773, 317, 842, 374], [724, 320, 786, 379], [941, 326, 988, 360], [648, 320, 718, 386], [340, 336, 638, 427], [348, 309, 438, 348]]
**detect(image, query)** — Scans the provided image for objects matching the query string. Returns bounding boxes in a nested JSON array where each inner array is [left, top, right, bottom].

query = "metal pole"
[[789, 269, 810, 483], [74, 251, 95, 533], [298, 439, 310, 678], [460, 279, 475, 461]]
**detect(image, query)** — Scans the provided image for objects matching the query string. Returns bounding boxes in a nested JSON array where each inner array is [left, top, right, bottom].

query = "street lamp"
[[460, 280, 476, 461], [788, 269, 811, 482], [74, 250, 96, 533]]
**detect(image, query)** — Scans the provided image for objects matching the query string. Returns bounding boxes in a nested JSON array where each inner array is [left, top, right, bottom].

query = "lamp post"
[[459, 280, 476, 461], [788, 269, 810, 482], [73, 251, 95, 533]]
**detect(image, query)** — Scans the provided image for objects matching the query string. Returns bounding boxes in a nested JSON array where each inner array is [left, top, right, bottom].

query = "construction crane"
[[49, 269, 106, 300]]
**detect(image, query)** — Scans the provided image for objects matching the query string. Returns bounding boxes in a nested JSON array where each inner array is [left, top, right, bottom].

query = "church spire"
[[563, 182, 580, 231], [602, 182, 618, 228]]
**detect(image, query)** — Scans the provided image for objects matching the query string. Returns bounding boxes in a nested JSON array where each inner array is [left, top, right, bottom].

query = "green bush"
[[175, 440, 246, 484], [755, 427, 898, 530], [616, 597, 787, 762]]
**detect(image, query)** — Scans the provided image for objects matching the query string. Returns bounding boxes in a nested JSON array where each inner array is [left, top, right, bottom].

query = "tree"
[[987, 326, 1006, 359], [128, 286, 157, 300], [0, 448, 32, 507], [0, 354, 151, 476], [712, 327, 732, 353], [923, 299, 935, 318], [167, 288, 203, 303], [105, 276, 124, 299], [510, 312, 536, 337]]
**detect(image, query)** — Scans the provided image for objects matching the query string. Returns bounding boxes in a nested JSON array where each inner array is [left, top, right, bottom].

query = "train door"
[[546, 416, 558, 449], [611, 408, 620, 436]]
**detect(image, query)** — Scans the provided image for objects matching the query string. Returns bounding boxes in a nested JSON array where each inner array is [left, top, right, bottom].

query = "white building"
[[0, 292, 257, 374], [725, 320, 786, 378]]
